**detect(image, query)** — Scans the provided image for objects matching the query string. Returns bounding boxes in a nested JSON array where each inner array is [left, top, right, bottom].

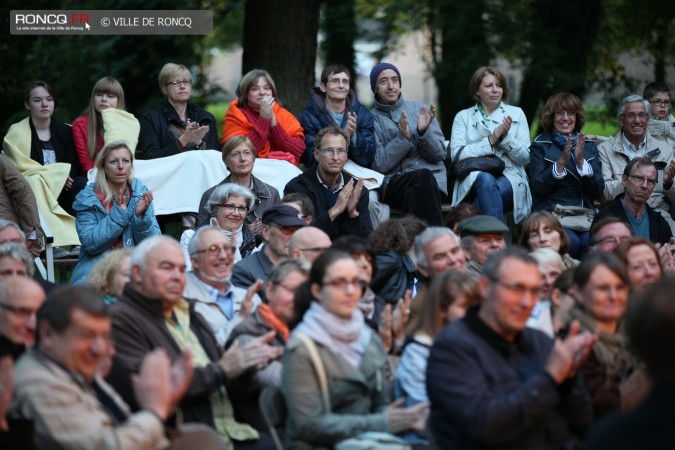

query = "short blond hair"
[[158, 63, 191, 96]]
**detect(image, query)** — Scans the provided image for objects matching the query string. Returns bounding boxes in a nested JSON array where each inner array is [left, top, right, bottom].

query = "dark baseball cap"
[[262, 205, 308, 227]]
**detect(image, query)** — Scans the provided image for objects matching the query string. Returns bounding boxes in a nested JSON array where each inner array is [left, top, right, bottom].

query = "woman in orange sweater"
[[222, 69, 304, 166]]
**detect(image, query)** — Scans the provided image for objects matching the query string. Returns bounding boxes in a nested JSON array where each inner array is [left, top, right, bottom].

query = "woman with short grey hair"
[[180, 183, 256, 269]]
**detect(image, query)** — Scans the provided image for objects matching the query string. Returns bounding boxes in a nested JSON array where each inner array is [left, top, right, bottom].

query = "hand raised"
[[574, 133, 586, 168], [417, 104, 436, 134], [398, 112, 411, 140], [219, 330, 283, 378], [240, 279, 263, 318], [135, 191, 154, 217], [556, 136, 573, 173], [344, 112, 357, 137], [345, 178, 364, 218]]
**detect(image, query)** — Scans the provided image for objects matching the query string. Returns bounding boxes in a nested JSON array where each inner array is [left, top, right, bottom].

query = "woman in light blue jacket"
[[450, 66, 532, 223], [70, 140, 160, 285]]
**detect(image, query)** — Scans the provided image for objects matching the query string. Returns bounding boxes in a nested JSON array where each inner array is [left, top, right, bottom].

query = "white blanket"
[[94, 150, 302, 216]]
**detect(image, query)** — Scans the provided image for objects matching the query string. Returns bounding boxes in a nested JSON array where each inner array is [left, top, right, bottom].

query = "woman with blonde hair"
[[87, 247, 133, 305], [72, 77, 126, 175], [70, 140, 160, 285], [222, 69, 304, 165], [138, 62, 220, 159]]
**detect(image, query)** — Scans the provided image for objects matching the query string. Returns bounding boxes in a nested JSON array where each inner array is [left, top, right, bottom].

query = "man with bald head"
[[0, 277, 46, 360], [288, 226, 331, 265]]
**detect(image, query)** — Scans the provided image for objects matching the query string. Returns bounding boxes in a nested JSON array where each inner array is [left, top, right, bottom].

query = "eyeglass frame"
[[321, 277, 367, 292], [626, 174, 657, 187], [317, 147, 348, 158], [219, 203, 249, 215], [192, 244, 236, 257], [165, 79, 192, 87], [620, 112, 649, 120], [0, 302, 38, 318], [649, 99, 671, 107]]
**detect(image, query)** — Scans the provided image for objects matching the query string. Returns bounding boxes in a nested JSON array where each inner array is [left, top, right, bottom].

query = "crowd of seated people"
[[0, 59, 674, 449]]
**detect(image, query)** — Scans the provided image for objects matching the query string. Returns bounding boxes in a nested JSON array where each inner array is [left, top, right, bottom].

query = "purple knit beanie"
[[370, 63, 401, 92]]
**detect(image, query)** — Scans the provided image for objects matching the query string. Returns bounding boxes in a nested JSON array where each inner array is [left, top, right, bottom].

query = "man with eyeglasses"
[[298, 64, 376, 168], [593, 157, 672, 244], [598, 94, 675, 234], [225, 259, 308, 431], [184, 226, 261, 346], [589, 217, 634, 253], [231, 205, 306, 300], [427, 248, 595, 449], [369, 63, 447, 226], [285, 126, 373, 239], [108, 235, 280, 449], [643, 81, 674, 151], [0, 276, 45, 360], [287, 226, 331, 265]]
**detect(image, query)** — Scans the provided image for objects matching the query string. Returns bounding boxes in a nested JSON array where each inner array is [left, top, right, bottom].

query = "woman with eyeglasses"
[[566, 252, 648, 418], [72, 77, 128, 176], [138, 62, 220, 160], [282, 250, 428, 449], [181, 183, 256, 270], [197, 136, 280, 239], [530, 93, 604, 258], [222, 69, 304, 166], [450, 66, 532, 225], [70, 141, 160, 285]]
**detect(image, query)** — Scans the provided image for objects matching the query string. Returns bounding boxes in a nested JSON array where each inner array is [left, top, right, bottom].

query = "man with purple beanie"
[[370, 63, 447, 226]]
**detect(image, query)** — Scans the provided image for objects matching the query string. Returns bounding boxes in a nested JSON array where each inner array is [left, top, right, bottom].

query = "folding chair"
[[258, 385, 286, 450]]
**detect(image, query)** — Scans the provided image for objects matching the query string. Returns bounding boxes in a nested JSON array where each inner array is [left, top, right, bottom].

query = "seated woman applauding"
[[282, 250, 428, 449], [138, 62, 220, 159], [222, 69, 304, 165], [70, 141, 160, 285]]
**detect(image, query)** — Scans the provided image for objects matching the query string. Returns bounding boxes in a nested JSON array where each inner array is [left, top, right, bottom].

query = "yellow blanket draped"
[[3, 117, 80, 247]]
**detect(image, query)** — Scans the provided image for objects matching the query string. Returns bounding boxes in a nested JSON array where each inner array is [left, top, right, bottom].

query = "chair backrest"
[[259, 385, 286, 450]]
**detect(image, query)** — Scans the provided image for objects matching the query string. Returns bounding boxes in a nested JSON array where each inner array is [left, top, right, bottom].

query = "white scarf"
[[211, 218, 244, 262], [294, 302, 369, 368]]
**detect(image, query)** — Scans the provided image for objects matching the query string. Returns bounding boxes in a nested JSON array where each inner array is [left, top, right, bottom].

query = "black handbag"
[[451, 145, 505, 180]]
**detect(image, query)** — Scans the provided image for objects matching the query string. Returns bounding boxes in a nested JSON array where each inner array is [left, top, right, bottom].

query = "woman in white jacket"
[[450, 66, 532, 223]]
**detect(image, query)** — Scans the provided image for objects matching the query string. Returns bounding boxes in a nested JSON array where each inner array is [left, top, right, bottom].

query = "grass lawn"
[[206, 102, 229, 138]]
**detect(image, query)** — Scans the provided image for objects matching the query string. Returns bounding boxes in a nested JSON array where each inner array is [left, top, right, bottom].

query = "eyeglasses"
[[621, 112, 648, 120], [66, 326, 112, 343], [228, 150, 254, 159], [318, 147, 348, 158], [327, 78, 350, 86], [193, 244, 236, 257], [165, 80, 192, 87], [650, 99, 671, 107], [299, 247, 329, 253], [591, 236, 630, 247], [0, 302, 38, 318], [491, 279, 541, 298], [555, 111, 576, 118], [627, 174, 657, 187], [220, 204, 248, 215], [322, 277, 367, 291]]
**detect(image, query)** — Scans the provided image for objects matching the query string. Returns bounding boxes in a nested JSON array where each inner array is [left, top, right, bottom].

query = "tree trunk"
[[321, 0, 358, 94], [242, 0, 321, 115]]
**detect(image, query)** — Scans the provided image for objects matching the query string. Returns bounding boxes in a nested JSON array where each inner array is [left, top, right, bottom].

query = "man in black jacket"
[[593, 157, 672, 245], [284, 126, 372, 240]]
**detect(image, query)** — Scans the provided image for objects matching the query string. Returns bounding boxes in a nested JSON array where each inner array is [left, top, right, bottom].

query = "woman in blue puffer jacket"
[[70, 140, 160, 284]]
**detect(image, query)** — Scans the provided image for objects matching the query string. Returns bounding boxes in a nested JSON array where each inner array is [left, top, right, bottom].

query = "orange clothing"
[[221, 99, 304, 165]]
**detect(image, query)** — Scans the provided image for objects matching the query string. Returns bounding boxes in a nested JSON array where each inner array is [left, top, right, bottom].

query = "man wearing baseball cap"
[[231, 205, 306, 298], [370, 62, 447, 226]]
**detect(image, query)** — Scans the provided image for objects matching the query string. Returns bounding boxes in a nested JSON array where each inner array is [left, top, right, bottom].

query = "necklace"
[[111, 185, 130, 205]]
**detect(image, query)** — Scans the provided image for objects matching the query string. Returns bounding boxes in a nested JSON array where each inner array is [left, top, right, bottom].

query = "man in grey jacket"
[[369, 63, 447, 226]]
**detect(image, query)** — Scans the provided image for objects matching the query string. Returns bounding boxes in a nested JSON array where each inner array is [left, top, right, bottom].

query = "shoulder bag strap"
[[295, 333, 331, 411]]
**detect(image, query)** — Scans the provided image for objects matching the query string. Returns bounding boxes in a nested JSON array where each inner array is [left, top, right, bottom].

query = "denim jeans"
[[564, 228, 589, 259], [469, 172, 513, 221]]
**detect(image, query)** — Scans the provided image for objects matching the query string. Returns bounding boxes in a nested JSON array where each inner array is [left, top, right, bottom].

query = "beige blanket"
[[3, 117, 80, 246]]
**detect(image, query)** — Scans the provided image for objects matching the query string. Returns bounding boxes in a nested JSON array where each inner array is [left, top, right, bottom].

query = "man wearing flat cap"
[[231, 205, 306, 298], [459, 215, 508, 277], [370, 62, 447, 226]]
